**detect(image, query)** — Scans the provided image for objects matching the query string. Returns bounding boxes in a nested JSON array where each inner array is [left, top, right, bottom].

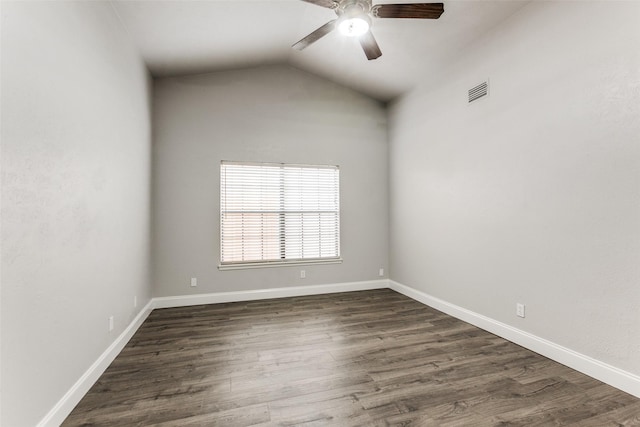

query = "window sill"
[[218, 258, 343, 271]]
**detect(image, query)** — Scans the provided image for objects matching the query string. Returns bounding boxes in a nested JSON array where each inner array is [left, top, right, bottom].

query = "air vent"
[[468, 81, 489, 103]]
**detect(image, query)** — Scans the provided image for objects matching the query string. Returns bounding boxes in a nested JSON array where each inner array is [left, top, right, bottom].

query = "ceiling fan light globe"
[[338, 17, 370, 37]]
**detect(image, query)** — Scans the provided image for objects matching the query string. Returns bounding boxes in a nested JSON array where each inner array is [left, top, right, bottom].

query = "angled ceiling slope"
[[112, 0, 529, 101]]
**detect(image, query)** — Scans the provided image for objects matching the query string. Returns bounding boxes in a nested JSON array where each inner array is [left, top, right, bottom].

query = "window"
[[220, 161, 341, 268]]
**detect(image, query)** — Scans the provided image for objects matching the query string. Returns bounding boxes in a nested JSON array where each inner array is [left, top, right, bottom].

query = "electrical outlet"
[[190, 277, 197, 287], [379, 268, 384, 277], [109, 316, 114, 332], [300, 270, 306, 279], [516, 303, 525, 318]]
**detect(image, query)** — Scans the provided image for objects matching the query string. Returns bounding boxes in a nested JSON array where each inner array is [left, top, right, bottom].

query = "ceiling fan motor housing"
[[336, 0, 372, 18], [336, 0, 373, 36]]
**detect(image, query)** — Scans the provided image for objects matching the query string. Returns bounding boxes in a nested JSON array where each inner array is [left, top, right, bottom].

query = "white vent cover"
[[468, 81, 489, 103]]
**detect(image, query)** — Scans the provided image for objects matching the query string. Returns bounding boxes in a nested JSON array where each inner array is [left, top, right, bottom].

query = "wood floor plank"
[[63, 289, 639, 426]]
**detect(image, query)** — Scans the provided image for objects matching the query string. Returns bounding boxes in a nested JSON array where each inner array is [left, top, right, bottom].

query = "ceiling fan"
[[293, 0, 444, 60]]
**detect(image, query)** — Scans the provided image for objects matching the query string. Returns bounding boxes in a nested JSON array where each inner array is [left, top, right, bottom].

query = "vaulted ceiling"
[[112, 0, 529, 101]]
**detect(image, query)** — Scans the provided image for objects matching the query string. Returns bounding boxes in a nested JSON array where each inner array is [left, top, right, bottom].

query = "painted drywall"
[[389, 1, 640, 376], [152, 65, 388, 296], [1, 1, 152, 425]]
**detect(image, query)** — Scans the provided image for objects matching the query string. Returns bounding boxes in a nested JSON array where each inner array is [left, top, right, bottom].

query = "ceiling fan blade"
[[372, 3, 444, 19], [299, 0, 338, 9], [359, 31, 382, 60], [292, 20, 337, 50]]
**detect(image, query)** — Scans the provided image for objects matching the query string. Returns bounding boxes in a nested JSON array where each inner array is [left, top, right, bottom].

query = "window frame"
[[218, 161, 342, 270]]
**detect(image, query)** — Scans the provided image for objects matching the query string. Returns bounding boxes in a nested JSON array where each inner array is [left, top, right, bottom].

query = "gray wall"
[[1, 2, 153, 425], [389, 1, 640, 376], [152, 65, 388, 296]]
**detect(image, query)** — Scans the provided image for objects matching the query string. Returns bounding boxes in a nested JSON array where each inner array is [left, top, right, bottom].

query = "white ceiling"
[[112, 0, 529, 101]]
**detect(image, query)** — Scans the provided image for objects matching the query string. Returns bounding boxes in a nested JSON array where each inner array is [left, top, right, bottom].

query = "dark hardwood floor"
[[63, 289, 640, 426]]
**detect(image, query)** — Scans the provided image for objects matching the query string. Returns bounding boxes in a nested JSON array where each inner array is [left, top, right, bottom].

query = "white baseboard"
[[152, 279, 388, 309], [39, 278, 640, 426], [37, 279, 387, 426], [388, 280, 640, 399], [37, 301, 154, 427]]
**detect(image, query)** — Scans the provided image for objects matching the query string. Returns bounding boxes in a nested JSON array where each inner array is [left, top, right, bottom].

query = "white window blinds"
[[220, 161, 340, 266]]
